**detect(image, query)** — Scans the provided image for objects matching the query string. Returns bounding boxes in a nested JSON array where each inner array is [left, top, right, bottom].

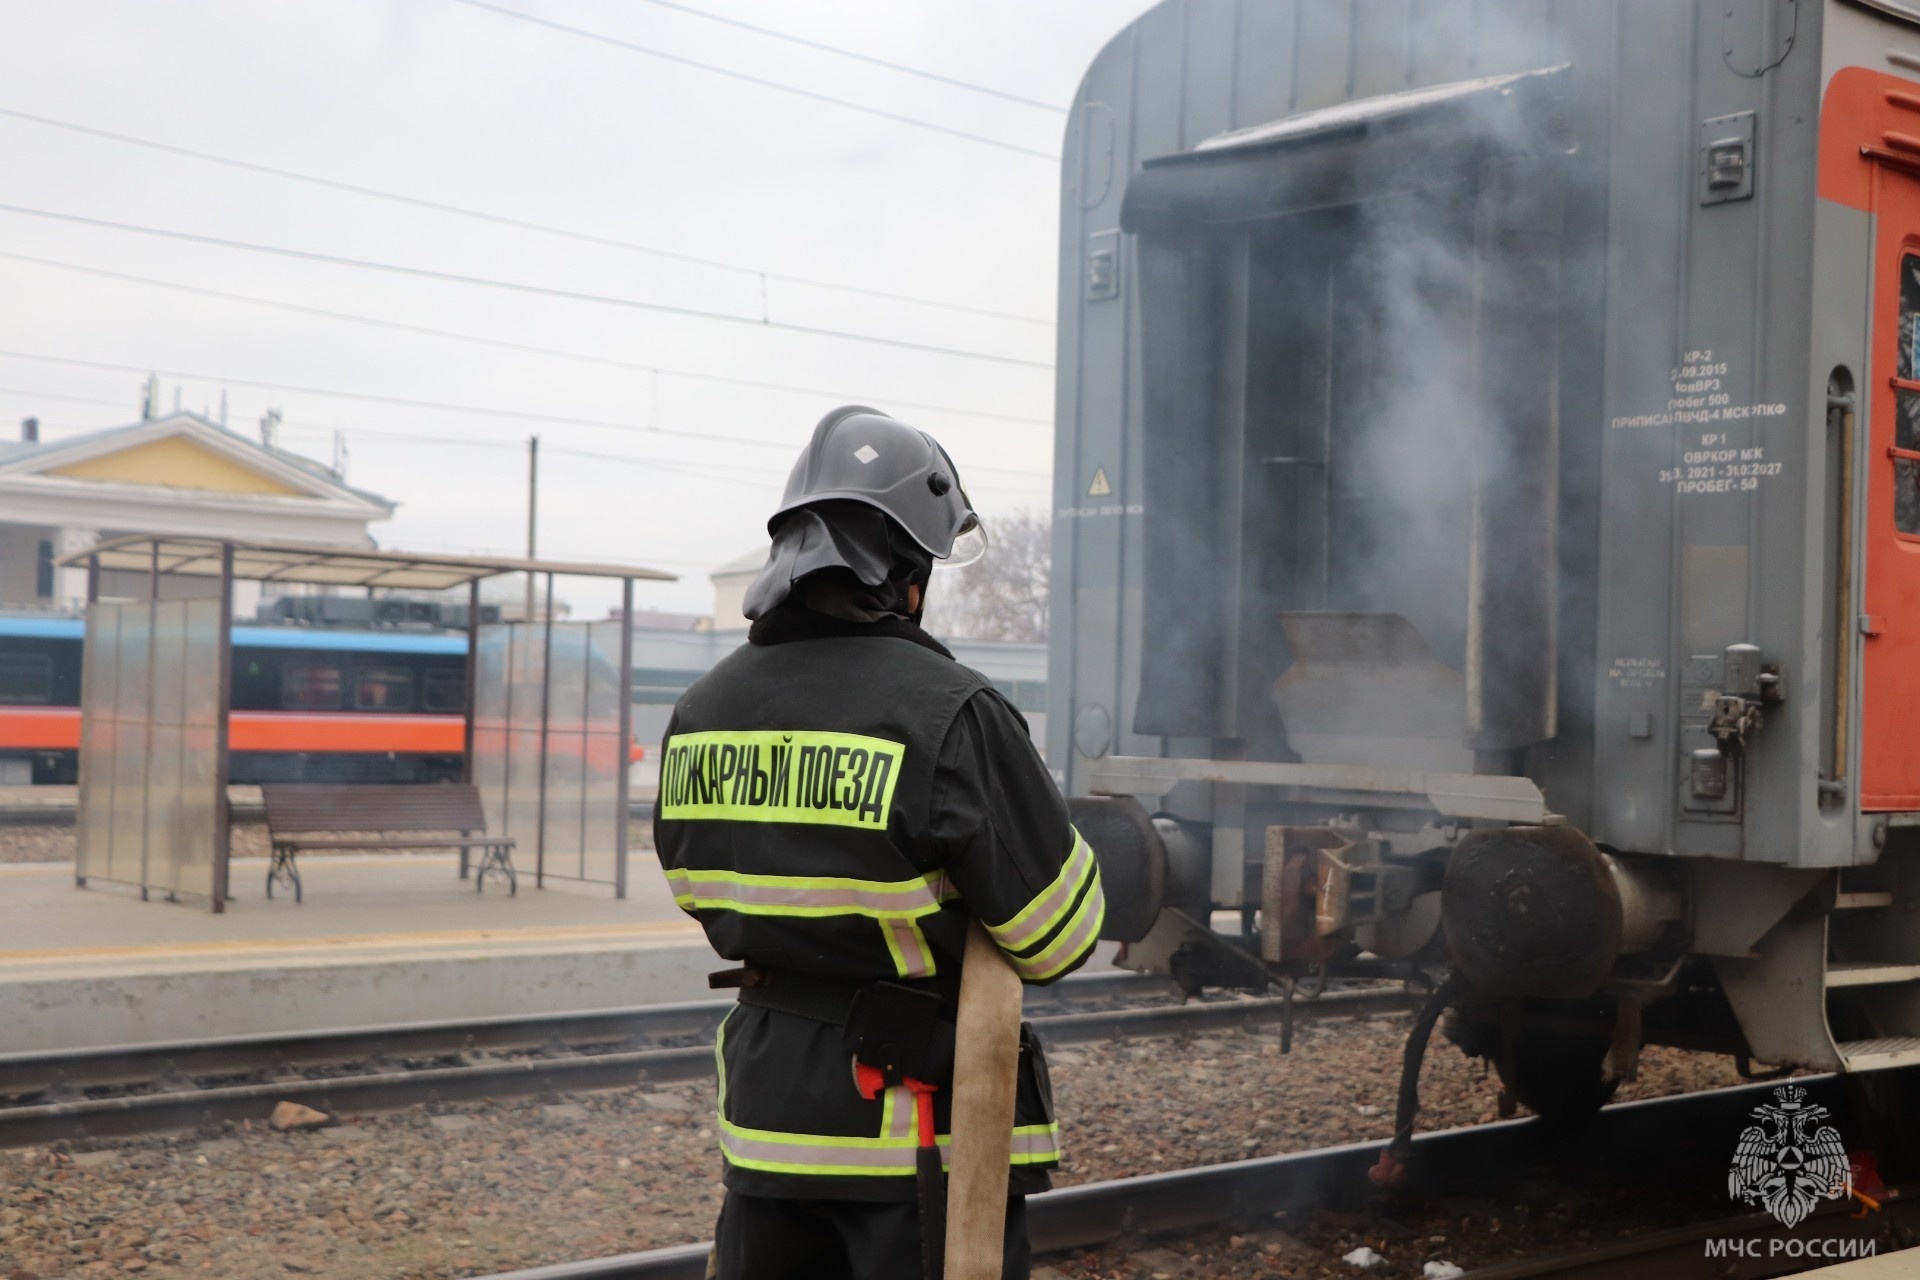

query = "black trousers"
[[709, 1191, 1031, 1280]]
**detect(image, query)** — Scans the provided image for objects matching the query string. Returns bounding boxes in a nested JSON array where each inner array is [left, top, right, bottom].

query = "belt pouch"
[[843, 982, 951, 1084]]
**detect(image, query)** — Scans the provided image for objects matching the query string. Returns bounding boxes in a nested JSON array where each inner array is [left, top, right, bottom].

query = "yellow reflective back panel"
[[658, 730, 905, 830]]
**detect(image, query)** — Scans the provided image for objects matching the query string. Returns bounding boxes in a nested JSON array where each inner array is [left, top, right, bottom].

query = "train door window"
[[1896, 252, 1920, 535], [422, 668, 465, 713], [282, 662, 342, 709], [355, 665, 414, 711], [0, 652, 52, 704]]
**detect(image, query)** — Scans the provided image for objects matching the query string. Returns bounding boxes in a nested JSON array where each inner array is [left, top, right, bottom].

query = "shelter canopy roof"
[[59, 535, 676, 590]]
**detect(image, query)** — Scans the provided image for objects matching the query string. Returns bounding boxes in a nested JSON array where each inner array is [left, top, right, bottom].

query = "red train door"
[[1863, 156, 1920, 809]]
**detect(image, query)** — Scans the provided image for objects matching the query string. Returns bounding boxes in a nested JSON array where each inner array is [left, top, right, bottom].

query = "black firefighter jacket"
[[653, 604, 1104, 1201]]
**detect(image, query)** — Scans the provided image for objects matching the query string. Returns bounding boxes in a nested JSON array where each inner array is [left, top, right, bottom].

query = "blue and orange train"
[[0, 615, 470, 784]]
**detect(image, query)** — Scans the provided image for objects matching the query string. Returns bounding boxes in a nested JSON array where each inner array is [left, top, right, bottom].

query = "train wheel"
[[1506, 1028, 1619, 1124]]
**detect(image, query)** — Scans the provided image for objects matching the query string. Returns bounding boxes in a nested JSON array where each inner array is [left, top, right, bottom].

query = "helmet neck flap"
[[742, 501, 934, 624]]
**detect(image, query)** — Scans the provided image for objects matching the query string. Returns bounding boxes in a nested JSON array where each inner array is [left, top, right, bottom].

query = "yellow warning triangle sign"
[[1088, 466, 1111, 497]]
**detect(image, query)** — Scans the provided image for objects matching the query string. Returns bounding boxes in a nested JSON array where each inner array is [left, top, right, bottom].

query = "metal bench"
[[260, 783, 515, 903]]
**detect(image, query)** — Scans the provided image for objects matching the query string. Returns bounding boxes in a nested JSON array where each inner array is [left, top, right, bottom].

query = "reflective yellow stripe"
[[664, 866, 945, 919], [879, 916, 937, 978], [1010, 1122, 1063, 1165], [715, 1007, 1061, 1177], [714, 1005, 732, 1115], [718, 1119, 1061, 1175], [1007, 868, 1106, 982], [986, 828, 1098, 953], [658, 730, 904, 830], [882, 1085, 915, 1141]]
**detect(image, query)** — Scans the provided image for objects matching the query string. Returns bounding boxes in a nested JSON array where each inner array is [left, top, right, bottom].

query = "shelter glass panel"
[[471, 625, 514, 836], [540, 626, 590, 879], [108, 605, 153, 887], [73, 606, 119, 884], [74, 599, 223, 903], [577, 621, 627, 886], [151, 600, 222, 898], [505, 624, 548, 848], [471, 619, 627, 888]]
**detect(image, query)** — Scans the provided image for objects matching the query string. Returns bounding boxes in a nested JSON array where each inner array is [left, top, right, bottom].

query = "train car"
[[1055, 0, 1920, 1165], [0, 615, 466, 784]]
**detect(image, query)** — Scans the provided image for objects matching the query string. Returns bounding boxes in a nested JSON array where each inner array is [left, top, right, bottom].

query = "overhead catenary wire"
[[22, 404, 1050, 491], [0, 348, 814, 442], [0, 249, 1051, 430], [0, 385, 136, 412], [629, 0, 1067, 114], [10, 406, 1046, 498], [444, 0, 1059, 162], [0, 203, 1053, 372], [0, 353, 1053, 483], [269, 425, 787, 490], [0, 105, 1050, 328]]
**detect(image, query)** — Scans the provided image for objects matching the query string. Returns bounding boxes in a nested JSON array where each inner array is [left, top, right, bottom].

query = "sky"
[[0, 0, 1158, 615]]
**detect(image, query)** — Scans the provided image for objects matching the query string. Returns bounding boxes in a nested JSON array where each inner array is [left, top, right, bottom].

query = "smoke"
[[1325, 189, 1482, 670], [1123, 12, 1586, 772], [1272, 81, 1575, 766]]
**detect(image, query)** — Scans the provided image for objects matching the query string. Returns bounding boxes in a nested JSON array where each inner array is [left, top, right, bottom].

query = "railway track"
[[462, 1077, 1910, 1280], [0, 975, 1413, 1148]]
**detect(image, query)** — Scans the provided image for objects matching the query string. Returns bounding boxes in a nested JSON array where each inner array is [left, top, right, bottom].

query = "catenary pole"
[[525, 435, 539, 621]]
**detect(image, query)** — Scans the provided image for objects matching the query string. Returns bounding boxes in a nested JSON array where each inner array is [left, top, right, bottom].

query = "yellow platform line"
[[0, 918, 703, 964]]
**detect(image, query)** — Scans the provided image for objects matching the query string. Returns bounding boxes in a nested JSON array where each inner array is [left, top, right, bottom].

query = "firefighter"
[[655, 405, 1104, 1280]]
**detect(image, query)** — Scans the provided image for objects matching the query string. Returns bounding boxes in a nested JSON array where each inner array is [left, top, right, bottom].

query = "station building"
[[0, 410, 393, 611]]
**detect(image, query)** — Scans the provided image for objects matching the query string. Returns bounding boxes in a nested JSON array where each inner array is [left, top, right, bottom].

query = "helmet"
[[765, 406, 984, 560], [741, 407, 987, 621]]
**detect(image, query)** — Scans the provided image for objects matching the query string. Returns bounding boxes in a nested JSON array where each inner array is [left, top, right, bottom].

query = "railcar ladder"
[[1826, 860, 1920, 1072]]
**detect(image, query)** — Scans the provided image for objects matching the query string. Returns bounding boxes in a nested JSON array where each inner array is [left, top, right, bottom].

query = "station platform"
[[0, 852, 716, 1052]]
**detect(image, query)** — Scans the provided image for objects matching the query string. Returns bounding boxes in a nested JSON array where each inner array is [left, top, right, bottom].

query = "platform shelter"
[[56, 535, 674, 912]]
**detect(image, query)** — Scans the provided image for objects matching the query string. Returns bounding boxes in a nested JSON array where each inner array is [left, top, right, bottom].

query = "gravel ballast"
[[0, 1009, 1758, 1279]]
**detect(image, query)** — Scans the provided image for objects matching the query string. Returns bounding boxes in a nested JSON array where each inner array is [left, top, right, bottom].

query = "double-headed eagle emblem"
[[1728, 1084, 1851, 1228]]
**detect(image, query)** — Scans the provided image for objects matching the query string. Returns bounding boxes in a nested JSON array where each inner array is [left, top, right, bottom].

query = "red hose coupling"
[[1368, 1149, 1409, 1189]]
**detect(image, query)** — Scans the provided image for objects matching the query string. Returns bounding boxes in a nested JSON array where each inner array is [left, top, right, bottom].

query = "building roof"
[[710, 547, 769, 579], [0, 412, 395, 511]]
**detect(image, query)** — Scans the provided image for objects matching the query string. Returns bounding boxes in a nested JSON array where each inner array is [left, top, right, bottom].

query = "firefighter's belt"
[[711, 965, 958, 1087]]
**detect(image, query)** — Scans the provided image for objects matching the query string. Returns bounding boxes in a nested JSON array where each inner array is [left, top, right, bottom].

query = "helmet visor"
[[944, 514, 987, 568]]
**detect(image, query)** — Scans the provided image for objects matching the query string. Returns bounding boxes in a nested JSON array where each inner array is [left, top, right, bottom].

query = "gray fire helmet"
[[769, 406, 983, 559], [740, 406, 986, 620]]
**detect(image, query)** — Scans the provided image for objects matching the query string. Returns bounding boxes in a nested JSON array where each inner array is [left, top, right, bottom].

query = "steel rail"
[[0, 984, 1412, 1148], [0, 970, 1231, 1093], [463, 1078, 1851, 1280]]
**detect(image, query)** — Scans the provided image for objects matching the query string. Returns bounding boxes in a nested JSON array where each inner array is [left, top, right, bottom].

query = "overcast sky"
[[0, 0, 1156, 615]]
